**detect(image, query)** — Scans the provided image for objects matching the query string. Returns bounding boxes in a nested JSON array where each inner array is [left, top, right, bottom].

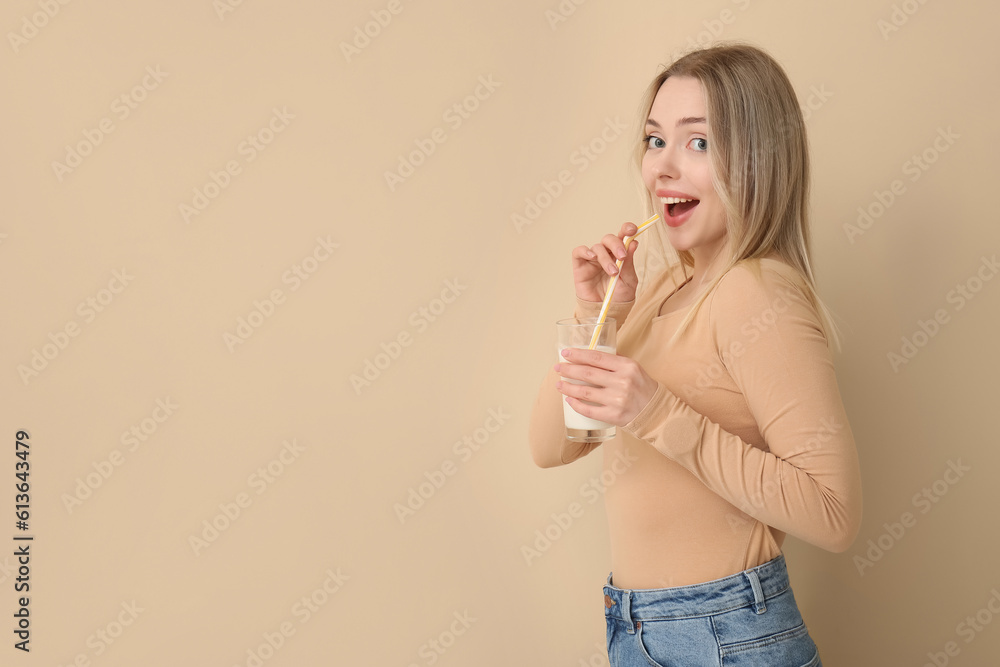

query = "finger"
[[559, 347, 622, 370], [563, 394, 616, 425], [602, 233, 628, 262], [562, 393, 595, 420], [619, 238, 639, 270], [589, 243, 618, 276], [554, 362, 612, 386], [620, 239, 640, 281], [619, 221, 639, 239], [556, 379, 608, 407], [571, 245, 597, 262]]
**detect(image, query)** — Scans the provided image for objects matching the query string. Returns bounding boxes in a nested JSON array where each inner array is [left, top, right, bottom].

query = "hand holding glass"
[[556, 317, 616, 442]]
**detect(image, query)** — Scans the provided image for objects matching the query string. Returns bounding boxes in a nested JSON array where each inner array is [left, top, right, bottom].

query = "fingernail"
[[561, 349, 570, 357], [616, 248, 626, 259], [608, 264, 617, 274]]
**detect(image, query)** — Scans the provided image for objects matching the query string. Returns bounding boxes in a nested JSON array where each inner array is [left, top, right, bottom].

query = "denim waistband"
[[603, 554, 790, 629]]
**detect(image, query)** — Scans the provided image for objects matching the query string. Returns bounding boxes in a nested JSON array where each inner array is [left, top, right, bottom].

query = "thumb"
[[625, 238, 640, 265], [621, 240, 640, 284]]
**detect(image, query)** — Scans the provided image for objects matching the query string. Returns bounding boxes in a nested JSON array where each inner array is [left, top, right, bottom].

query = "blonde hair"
[[629, 41, 845, 352]]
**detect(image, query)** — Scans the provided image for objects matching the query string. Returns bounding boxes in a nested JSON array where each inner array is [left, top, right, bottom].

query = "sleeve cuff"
[[623, 380, 672, 438], [623, 382, 704, 462], [573, 296, 635, 329]]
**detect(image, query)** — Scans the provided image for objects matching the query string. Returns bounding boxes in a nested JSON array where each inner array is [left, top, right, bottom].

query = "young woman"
[[528, 43, 862, 666]]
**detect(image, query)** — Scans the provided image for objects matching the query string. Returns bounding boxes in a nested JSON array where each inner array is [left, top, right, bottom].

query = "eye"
[[690, 137, 708, 152], [643, 135, 665, 150]]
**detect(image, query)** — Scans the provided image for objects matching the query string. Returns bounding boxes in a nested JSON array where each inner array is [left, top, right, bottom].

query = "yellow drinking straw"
[[587, 214, 660, 350]]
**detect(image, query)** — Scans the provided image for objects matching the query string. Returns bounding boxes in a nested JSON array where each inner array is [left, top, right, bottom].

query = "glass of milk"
[[556, 317, 617, 443]]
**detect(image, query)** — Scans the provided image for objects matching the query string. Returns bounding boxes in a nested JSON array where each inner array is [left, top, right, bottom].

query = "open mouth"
[[662, 196, 700, 219], [669, 200, 698, 216]]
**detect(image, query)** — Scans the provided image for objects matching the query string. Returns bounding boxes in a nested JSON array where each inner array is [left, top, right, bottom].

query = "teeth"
[[660, 197, 696, 204]]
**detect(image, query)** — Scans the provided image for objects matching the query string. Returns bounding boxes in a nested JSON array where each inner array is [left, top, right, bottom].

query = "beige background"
[[2, 0, 998, 665]]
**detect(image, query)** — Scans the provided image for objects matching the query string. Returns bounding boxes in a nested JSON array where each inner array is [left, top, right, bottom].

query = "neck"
[[687, 244, 730, 291]]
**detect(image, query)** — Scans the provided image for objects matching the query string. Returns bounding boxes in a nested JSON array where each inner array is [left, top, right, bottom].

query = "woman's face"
[[641, 76, 728, 261]]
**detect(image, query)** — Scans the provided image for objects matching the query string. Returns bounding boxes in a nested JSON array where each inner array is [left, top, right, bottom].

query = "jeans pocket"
[[605, 617, 617, 665], [720, 622, 820, 667], [635, 618, 719, 667], [635, 622, 668, 667]]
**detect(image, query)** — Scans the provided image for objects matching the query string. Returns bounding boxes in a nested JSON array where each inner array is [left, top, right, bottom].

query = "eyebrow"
[[645, 116, 707, 128]]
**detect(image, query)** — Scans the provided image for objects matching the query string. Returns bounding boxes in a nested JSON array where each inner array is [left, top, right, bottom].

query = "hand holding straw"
[[587, 214, 660, 350]]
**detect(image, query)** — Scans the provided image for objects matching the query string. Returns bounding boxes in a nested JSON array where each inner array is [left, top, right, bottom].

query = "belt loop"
[[622, 590, 635, 634], [745, 569, 767, 614]]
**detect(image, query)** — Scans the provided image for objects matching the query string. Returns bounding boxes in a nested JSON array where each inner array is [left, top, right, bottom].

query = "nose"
[[649, 143, 679, 180]]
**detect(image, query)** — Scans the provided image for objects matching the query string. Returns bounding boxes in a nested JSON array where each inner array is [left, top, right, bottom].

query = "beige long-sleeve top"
[[528, 258, 863, 589]]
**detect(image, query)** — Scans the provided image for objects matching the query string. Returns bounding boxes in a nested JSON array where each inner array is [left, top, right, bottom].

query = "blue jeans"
[[604, 554, 822, 666]]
